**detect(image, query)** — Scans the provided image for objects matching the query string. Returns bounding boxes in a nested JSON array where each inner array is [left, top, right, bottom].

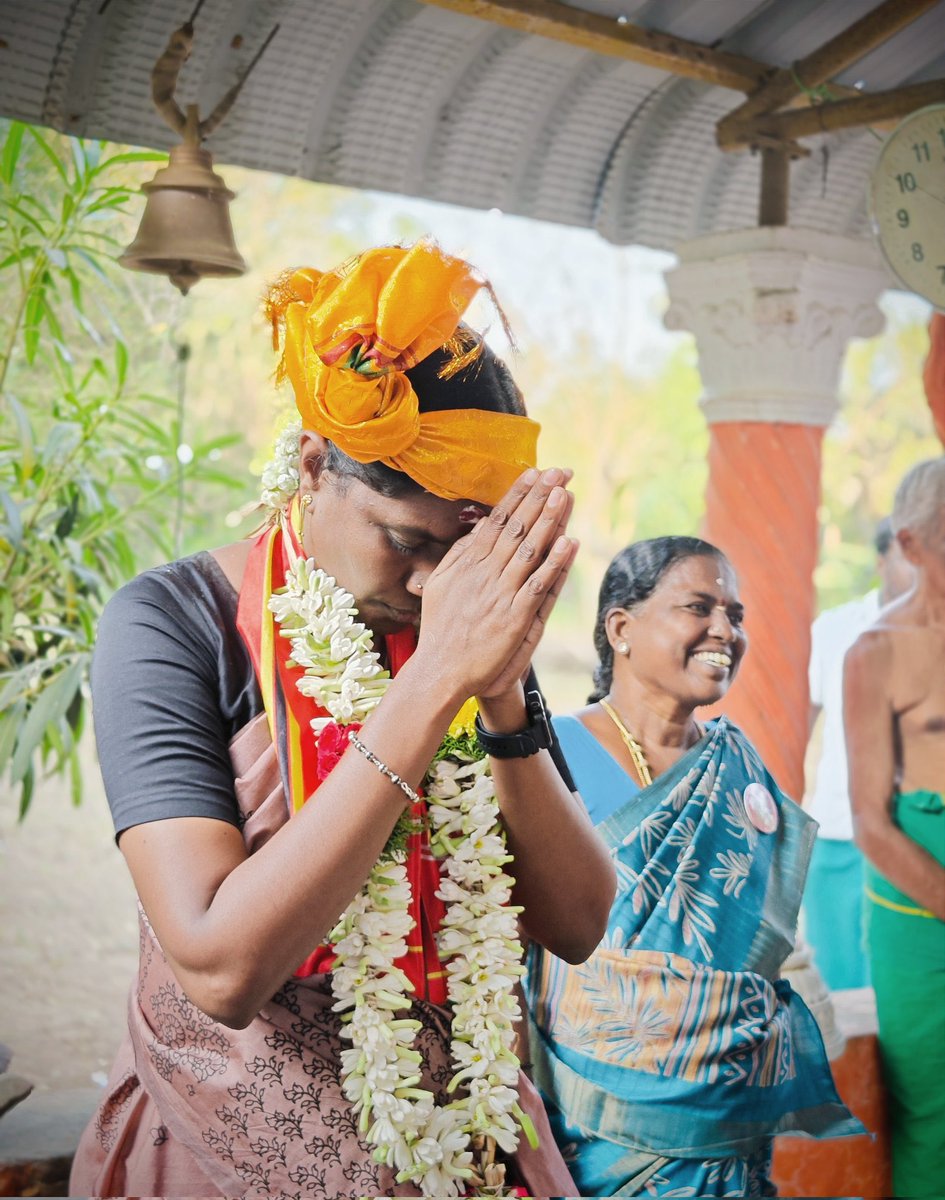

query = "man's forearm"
[[857, 818, 945, 920], [492, 752, 615, 963]]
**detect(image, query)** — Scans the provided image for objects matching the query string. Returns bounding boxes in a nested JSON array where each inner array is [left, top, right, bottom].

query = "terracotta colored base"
[[771, 1033, 891, 1198], [701, 420, 825, 802]]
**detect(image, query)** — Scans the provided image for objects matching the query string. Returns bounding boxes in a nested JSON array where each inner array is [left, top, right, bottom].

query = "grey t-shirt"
[[92, 550, 574, 840], [91, 552, 261, 839]]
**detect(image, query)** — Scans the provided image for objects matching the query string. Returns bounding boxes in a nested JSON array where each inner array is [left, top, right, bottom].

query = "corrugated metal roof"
[[0, 0, 943, 250]]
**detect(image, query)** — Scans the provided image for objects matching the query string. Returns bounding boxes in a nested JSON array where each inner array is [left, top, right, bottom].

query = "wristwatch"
[[474, 689, 554, 758]]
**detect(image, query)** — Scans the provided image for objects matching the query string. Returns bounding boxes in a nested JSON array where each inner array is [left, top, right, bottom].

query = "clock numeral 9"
[[912, 243, 924, 262], [895, 172, 917, 193], [896, 209, 910, 228]]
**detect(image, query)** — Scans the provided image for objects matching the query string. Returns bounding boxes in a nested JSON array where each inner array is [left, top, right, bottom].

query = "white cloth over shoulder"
[[807, 589, 879, 840]]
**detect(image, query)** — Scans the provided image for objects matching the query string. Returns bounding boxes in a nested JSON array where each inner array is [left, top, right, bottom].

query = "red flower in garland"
[[316, 720, 361, 781]]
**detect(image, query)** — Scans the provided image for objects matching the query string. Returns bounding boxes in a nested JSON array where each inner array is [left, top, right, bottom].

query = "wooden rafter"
[[731, 77, 945, 144], [717, 0, 943, 149], [420, 0, 945, 162], [417, 0, 770, 93]]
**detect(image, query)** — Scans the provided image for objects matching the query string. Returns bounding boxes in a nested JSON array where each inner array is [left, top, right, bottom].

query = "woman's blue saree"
[[526, 716, 861, 1197]]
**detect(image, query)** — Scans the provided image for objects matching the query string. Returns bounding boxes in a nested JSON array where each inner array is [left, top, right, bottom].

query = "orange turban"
[[265, 243, 539, 506]]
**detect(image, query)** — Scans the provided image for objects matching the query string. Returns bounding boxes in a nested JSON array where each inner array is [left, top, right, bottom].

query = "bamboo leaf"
[[114, 339, 128, 390], [69, 138, 87, 181], [0, 488, 23, 545], [25, 125, 69, 182], [43, 298, 64, 342], [75, 309, 104, 346], [109, 408, 169, 440], [0, 668, 32, 712], [18, 193, 58, 224], [18, 764, 35, 819], [63, 264, 83, 308], [83, 140, 103, 171], [86, 194, 132, 214], [69, 746, 82, 806], [0, 705, 22, 777], [7, 397, 36, 480], [23, 289, 45, 363], [69, 247, 110, 284], [9, 659, 85, 784], [5, 199, 48, 238], [0, 122, 25, 185], [0, 250, 28, 270], [100, 150, 167, 169], [42, 421, 84, 464], [0, 586, 14, 639]]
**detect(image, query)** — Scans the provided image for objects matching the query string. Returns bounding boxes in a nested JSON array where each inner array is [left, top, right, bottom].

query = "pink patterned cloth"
[[71, 712, 576, 1198]]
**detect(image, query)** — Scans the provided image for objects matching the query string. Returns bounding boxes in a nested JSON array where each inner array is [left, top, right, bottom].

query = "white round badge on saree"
[[744, 783, 779, 834]]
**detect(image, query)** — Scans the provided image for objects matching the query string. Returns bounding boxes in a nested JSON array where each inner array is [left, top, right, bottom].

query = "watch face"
[[869, 104, 945, 310]]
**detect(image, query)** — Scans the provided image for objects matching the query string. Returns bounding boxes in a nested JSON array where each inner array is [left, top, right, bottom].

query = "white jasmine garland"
[[259, 418, 303, 517], [270, 545, 534, 1197]]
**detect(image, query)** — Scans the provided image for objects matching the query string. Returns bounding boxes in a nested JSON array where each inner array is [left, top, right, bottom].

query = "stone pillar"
[[664, 228, 887, 801]]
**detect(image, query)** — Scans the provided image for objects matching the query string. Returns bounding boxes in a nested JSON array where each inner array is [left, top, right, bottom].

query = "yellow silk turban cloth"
[[264, 242, 539, 506]]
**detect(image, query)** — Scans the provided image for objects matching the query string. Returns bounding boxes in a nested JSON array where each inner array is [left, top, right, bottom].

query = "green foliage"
[[0, 121, 241, 815], [817, 315, 941, 611], [528, 336, 706, 630]]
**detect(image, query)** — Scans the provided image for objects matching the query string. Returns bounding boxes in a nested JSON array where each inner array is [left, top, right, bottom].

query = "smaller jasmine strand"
[[259, 418, 303, 518]]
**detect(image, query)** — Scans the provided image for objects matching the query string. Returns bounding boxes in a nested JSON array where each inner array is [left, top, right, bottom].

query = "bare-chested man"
[[844, 456, 945, 1198]]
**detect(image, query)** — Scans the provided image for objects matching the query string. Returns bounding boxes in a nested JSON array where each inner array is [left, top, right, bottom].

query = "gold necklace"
[[599, 697, 653, 787], [599, 698, 704, 789]]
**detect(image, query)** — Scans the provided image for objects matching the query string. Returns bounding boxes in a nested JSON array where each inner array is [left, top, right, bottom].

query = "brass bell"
[[120, 142, 247, 295]]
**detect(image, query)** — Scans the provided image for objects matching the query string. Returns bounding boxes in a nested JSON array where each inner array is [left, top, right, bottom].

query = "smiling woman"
[[525, 536, 862, 1197]]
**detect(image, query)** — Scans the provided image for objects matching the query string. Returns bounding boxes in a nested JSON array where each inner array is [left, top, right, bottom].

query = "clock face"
[[869, 104, 945, 310]]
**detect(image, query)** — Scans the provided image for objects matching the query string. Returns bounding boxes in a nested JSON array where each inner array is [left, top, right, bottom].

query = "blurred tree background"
[[0, 122, 244, 813], [818, 317, 940, 607], [1, 118, 940, 811]]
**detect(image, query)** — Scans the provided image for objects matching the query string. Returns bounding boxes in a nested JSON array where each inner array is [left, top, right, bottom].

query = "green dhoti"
[[866, 790, 945, 1198]]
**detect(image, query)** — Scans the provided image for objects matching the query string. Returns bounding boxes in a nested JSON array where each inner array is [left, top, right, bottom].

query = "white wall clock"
[[869, 103, 945, 311]]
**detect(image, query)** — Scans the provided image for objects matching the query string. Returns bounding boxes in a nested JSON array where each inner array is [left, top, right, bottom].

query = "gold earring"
[[295, 493, 312, 538]]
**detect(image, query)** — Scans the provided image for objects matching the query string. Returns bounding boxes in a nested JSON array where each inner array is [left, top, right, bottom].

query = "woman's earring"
[[617, 642, 629, 655]]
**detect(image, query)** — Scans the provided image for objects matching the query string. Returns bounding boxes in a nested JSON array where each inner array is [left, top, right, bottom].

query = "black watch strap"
[[474, 689, 554, 759]]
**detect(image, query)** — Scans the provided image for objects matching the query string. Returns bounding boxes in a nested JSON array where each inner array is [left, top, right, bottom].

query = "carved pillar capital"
[[664, 228, 888, 427]]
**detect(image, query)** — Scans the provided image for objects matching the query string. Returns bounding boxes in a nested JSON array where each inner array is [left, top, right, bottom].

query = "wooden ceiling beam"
[[417, 0, 771, 92], [420, 0, 943, 156], [718, 0, 943, 140], [726, 77, 945, 145]]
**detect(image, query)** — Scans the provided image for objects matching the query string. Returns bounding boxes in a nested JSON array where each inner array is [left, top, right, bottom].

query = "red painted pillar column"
[[664, 229, 891, 1199], [701, 420, 824, 798], [924, 311, 945, 447], [663, 228, 887, 799]]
